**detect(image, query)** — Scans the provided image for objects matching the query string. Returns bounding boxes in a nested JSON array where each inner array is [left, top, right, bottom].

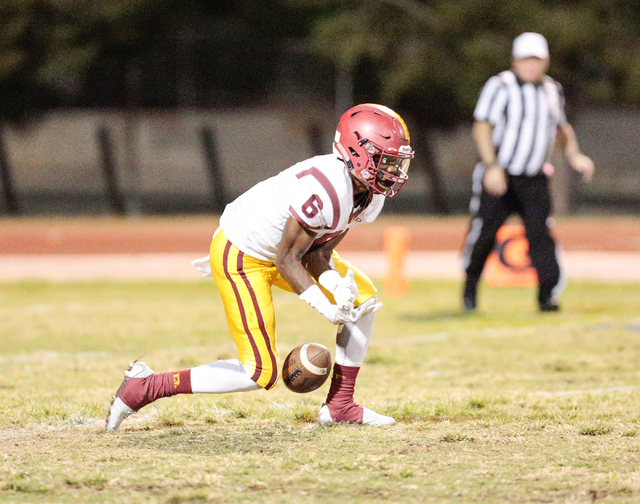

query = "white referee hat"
[[512, 32, 549, 60]]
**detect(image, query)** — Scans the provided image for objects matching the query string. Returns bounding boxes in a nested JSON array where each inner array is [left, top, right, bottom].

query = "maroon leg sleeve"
[[324, 363, 363, 423], [119, 369, 192, 411]]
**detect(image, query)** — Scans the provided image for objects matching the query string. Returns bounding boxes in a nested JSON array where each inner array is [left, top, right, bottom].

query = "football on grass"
[[282, 343, 332, 393]]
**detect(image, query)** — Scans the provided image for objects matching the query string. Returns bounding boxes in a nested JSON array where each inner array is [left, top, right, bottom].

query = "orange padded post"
[[383, 226, 411, 298], [485, 224, 537, 287]]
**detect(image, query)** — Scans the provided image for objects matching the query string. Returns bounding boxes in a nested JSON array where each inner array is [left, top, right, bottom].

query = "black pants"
[[462, 172, 561, 305]]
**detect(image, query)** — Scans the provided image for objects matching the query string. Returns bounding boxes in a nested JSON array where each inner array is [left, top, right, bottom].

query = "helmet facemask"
[[358, 142, 412, 197]]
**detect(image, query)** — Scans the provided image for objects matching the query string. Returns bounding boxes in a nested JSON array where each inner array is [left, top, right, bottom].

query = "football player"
[[107, 104, 414, 430]]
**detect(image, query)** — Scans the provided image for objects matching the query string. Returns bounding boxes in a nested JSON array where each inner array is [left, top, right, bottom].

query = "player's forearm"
[[302, 251, 332, 281], [276, 256, 315, 295], [277, 216, 318, 294], [473, 121, 499, 167], [301, 231, 347, 280]]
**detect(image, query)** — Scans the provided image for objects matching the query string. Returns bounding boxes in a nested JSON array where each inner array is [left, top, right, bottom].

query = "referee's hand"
[[483, 164, 508, 196], [568, 152, 595, 183]]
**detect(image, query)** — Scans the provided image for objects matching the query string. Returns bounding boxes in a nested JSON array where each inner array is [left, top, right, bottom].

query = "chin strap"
[[334, 142, 354, 171]]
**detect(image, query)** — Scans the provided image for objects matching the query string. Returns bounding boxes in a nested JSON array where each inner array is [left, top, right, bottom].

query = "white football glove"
[[326, 306, 359, 325], [351, 295, 383, 319], [318, 269, 359, 311], [299, 285, 381, 325], [326, 296, 383, 324]]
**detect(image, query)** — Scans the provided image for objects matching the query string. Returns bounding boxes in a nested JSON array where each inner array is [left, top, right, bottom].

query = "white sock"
[[334, 297, 376, 366], [190, 359, 261, 393]]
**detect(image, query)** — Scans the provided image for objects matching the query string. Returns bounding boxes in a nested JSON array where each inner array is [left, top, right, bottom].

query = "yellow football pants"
[[209, 229, 377, 389]]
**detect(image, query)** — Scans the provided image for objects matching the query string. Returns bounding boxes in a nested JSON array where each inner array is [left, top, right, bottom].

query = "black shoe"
[[463, 283, 477, 312], [463, 295, 476, 312], [539, 301, 560, 312]]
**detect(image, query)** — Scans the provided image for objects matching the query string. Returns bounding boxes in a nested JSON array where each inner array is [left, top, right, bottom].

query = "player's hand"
[[333, 269, 359, 311], [325, 305, 358, 324], [351, 296, 383, 320], [325, 297, 382, 324], [483, 164, 507, 196], [300, 285, 382, 325], [568, 152, 595, 183], [300, 284, 351, 324]]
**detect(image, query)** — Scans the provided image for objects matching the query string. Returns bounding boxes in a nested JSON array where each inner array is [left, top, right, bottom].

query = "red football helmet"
[[333, 103, 414, 197]]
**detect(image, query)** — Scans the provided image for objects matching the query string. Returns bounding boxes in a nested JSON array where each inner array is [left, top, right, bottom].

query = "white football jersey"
[[220, 154, 384, 262]]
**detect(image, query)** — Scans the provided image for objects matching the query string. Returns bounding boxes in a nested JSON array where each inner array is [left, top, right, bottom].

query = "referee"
[[462, 32, 594, 312]]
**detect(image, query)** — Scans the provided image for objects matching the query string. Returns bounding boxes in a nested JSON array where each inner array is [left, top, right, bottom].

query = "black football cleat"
[[463, 282, 477, 312], [463, 296, 477, 312], [539, 301, 560, 312]]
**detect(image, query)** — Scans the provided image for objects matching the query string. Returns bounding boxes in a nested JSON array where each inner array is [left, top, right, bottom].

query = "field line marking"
[[0, 345, 215, 364], [536, 385, 640, 397], [383, 319, 639, 347], [1, 251, 640, 281]]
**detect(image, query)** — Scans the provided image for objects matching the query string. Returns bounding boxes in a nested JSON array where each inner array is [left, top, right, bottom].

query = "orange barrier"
[[485, 224, 537, 287], [383, 226, 411, 298]]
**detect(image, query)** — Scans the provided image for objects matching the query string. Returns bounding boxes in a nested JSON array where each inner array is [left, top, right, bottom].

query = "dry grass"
[[1, 279, 640, 503]]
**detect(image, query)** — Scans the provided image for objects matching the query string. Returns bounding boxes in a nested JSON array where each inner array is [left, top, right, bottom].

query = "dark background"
[[1, 0, 639, 216]]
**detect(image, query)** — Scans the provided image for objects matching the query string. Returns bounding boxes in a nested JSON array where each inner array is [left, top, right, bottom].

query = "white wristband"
[[300, 284, 356, 324], [299, 284, 331, 310], [318, 270, 342, 294]]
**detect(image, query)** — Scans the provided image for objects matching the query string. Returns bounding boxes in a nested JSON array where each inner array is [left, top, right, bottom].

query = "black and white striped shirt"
[[473, 70, 567, 176]]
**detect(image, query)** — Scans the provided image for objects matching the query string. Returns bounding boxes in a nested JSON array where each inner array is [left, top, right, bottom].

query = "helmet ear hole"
[[349, 147, 360, 157]]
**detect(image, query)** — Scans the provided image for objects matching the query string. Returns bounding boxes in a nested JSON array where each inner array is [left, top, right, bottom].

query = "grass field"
[[2, 278, 640, 503]]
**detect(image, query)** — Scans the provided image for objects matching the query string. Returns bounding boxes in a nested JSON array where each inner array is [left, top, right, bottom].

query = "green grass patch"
[[1, 279, 640, 503]]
